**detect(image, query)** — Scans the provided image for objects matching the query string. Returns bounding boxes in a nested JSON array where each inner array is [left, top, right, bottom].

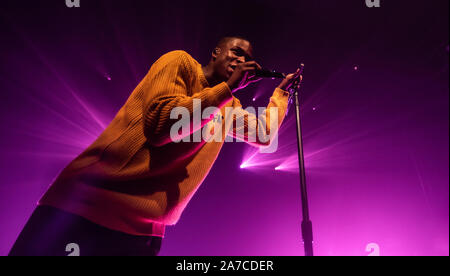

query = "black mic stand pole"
[[287, 64, 314, 256]]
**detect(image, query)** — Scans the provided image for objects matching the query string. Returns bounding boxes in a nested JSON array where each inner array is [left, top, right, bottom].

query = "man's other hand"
[[278, 68, 302, 91]]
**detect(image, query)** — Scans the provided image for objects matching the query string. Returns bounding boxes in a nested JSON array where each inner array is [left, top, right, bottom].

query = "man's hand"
[[226, 61, 262, 93], [277, 68, 302, 91]]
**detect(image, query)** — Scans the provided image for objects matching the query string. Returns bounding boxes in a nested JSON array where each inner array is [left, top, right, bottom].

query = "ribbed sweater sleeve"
[[142, 51, 233, 146]]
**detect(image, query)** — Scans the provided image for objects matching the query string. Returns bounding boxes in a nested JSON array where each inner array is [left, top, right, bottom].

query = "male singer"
[[9, 36, 300, 256]]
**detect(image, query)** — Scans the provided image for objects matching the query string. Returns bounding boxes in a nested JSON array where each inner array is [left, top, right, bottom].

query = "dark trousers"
[[8, 205, 162, 256]]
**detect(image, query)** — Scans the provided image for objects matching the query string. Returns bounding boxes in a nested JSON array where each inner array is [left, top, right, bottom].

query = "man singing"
[[9, 36, 300, 256]]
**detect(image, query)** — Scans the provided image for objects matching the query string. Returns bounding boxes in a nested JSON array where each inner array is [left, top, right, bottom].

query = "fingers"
[[239, 61, 262, 71], [287, 68, 301, 80], [293, 68, 301, 79], [244, 61, 262, 70], [276, 68, 304, 91], [239, 62, 261, 84], [242, 70, 263, 88]]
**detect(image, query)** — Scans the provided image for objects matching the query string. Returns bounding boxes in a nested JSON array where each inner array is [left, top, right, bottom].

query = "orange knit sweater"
[[39, 50, 290, 237]]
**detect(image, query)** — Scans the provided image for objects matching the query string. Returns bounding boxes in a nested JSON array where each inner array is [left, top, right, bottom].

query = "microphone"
[[255, 68, 286, 79]]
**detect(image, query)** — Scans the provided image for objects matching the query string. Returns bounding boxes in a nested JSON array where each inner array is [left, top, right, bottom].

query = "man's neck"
[[202, 64, 221, 87]]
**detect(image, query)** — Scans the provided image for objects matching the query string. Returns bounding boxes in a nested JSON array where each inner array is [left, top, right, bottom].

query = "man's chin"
[[219, 74, 230, 83]]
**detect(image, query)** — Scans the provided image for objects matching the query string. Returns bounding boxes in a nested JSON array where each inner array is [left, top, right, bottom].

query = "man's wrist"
[[274, 87, 290, 98], [226, 80, 237, 93]]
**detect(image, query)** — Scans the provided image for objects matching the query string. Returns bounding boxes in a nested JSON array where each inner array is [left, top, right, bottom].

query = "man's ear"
[[212, 47, 221, 59]]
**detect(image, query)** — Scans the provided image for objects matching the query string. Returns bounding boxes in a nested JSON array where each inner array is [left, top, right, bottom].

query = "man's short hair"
[[216, 36, 251, 49]]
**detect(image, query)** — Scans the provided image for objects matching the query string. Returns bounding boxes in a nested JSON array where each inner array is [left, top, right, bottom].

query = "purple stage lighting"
[[0, 0, 448, 256]]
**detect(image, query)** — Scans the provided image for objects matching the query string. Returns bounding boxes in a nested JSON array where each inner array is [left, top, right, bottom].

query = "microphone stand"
[[287, 64, 314, 256]]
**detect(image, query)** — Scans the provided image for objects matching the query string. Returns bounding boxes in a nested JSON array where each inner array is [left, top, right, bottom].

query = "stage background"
[[0, 0, 448, 256]]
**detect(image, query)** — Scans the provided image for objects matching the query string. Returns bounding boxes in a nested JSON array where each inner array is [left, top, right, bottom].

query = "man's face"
[[212, 38, 254, 82]]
